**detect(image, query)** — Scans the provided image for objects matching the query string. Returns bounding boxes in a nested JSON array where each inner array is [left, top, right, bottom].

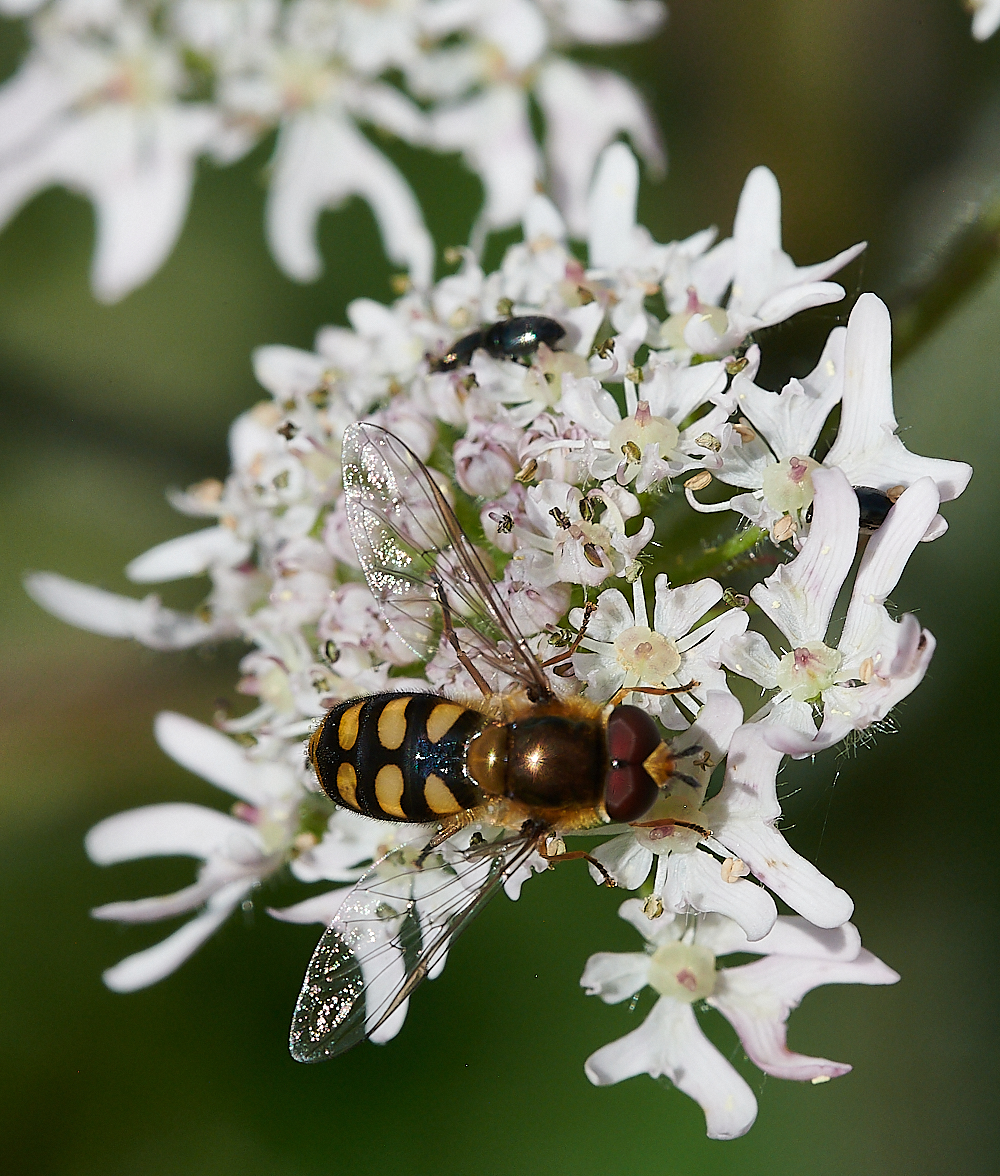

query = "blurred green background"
[[2, 2, 999, 1173]]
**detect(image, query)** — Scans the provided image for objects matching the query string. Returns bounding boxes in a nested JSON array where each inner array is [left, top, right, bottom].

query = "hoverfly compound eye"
[[605, 705, 663, 823], [607, 705, 661, 765]]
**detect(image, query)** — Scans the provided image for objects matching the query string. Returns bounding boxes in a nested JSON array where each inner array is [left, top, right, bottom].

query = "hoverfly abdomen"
[[310, 692, 488, 822]]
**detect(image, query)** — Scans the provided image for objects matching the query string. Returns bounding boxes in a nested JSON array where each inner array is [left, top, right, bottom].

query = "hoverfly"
[[428, 314, 566, 371], [289, 423, 701, 1063]]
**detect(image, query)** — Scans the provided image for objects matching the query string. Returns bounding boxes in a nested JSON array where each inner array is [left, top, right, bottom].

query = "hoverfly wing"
[[289, 828, 545, 1063], [341, 422, 552, 698]]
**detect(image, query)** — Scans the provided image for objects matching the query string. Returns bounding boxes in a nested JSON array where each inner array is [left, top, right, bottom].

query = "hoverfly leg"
[[429, 571, 494, 699], [539, 838, 617, 887], [670, 772, 702, 789], [416, 808, 486, 867], [609, 680, 700, 707], [632, 817, 712, 839], [542, 599, 597, 667]]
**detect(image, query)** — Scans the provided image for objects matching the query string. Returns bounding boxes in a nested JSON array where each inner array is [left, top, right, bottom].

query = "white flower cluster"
[[0, 0, 663, 300], [27, 143, 972, 1137]]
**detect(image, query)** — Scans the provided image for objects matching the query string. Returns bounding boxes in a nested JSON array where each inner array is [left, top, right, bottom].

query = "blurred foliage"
[[2, 2, 1000, 1174]]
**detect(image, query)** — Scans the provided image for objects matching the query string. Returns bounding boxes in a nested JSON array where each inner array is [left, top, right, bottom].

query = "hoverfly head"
[[604, 704, 666, 823]]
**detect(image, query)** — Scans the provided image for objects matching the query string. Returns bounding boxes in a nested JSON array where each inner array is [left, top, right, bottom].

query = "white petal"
[[653, 574, 723, 640], [0, 55, 81, 158], [252, 345, 327, 400], [0, 105, 219, 301], [824, 294, 973, 502], [126, 526, 250, 583], [267, 111, 433, 287], [585, 998, 758, 1140], [973, 2, 1000, 39], [698, 915, 862, 962], [730, 166, 782, 315], [589, 834, 652, 890], [750, 467, 859, 646], [722, 630, 781, 690], [154, 711, 285, 805], [580, 950, 651, 1003], [553, 0, 664, 45], [86, 802, 258, 864], [92, 879, 218, 924], [101, 880, 251, 992], [751, 278, 853, 330], [838, 477, 939, 658], [734, 326, 846, 459], [537, 60, 663, 239], [713, 816, 854, 929], [586, 141, 639, 268], [523, 193, 566, 243], [430, 85, 538, 231], [710, 950, 898, 1080], [684, 690, 744, 760], [24, 572, 220, 650], [663, 850, 777, 941], [268, 888, 352, 925]]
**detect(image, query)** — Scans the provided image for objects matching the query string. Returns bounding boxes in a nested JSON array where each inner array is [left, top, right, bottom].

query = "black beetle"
[[429, 315, 566, 372], [855, 486, 895, 532]]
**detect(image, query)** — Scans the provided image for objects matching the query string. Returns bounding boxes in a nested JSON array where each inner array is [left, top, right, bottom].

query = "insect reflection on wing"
[[289, 824, 547, 1062], [341, 423, 551, 700]]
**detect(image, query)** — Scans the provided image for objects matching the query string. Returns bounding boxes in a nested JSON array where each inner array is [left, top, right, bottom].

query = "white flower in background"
[[590, 701, 855, 938], [690, 293, 973, 543], [581, 899, 898, 1140], [723, 466, 940, 745], [0, 3, 223, 301], [969, 0, 1000, 40], [0, 0, 666, 297]]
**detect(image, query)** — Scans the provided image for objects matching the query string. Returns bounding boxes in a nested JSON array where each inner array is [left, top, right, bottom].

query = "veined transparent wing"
[[289, 826, 546, 1062], [341, 422, 551, 699]]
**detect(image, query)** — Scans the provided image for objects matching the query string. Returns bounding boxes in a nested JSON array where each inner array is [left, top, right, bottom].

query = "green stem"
[[662, 523, 767, 585], [890, 195, 1000, 361]]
